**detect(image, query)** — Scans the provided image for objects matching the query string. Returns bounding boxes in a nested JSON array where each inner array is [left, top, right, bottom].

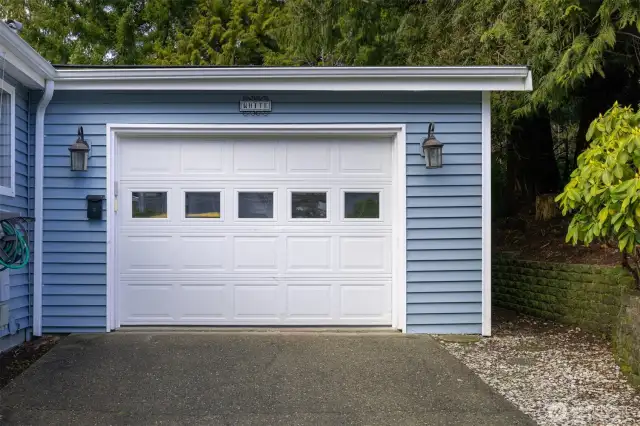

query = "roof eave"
[[54, 66, 533, 92], [0, 22, 57, 88]]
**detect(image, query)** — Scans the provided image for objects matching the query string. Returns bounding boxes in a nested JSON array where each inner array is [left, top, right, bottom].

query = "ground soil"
[[494, 214, 622, 266], [0, 336, 60, 390]]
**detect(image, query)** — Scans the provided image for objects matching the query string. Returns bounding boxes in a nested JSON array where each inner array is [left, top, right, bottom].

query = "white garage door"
[[117, 136, 393, 326]]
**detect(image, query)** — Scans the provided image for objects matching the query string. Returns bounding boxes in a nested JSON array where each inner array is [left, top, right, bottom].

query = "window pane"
[[291, 192, 327, 218], [132, 192, 167, 218], [238, 192, 274, 218], [345, 192, 379, 219], [185, 192, 221, 218], [0, 90, 11, 189]]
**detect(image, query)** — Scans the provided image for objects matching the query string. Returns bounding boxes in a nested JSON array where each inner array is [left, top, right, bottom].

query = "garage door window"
[[291, 192, 327, 219], [344, 192, 380, 219], [132, 192, 167, 218], [238, 191, 274, 219], [185, 191, 221, 219]]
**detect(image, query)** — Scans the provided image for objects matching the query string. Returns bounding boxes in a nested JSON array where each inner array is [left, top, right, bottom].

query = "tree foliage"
[[556, 104, 640, 286], [266, 0, 406, 66], [152, 0, 280, 65]]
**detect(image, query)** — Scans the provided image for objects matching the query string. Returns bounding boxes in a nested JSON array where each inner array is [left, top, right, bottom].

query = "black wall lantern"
[[69, 126, 90, 171], [421, 123, 443, 169]]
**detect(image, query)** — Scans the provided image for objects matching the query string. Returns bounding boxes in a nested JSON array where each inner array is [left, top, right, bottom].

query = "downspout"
[[33, 79, 54, 336], [27, 90, 32, 339]]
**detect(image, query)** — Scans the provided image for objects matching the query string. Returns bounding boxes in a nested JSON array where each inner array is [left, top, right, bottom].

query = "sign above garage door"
[[239, 96, 271, 115]]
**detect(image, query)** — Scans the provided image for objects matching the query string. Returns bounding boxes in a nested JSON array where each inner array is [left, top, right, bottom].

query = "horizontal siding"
[[405, 93, 482, 333], [407, 250, 482, 261], [42, 90, 483, 334], [0, 73, 33, 349], [407, 324, 482, 334]]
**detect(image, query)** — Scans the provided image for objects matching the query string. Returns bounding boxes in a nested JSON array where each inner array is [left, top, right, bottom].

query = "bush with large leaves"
[[556, 104, 640, 288]]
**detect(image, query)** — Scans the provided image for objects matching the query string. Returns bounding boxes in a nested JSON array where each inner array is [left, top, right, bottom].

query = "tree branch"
[[617, 31, 640, 42]]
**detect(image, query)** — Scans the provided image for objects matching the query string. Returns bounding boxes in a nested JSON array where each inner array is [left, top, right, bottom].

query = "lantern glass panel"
[[71, 151, 88, 171], [425, 145, 442, 168]]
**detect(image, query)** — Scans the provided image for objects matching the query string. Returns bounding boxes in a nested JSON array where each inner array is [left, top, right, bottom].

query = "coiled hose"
[[0, 218, 31, 271]]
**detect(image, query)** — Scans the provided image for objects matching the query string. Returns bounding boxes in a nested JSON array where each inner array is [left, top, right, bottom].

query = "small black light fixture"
[[421, 122, 443, 169], [69, 126, 90, 171]]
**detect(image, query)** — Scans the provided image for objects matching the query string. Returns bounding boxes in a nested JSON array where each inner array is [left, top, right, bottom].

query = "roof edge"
[[0, 22, 57, 87], [54, 66, 532, 92]]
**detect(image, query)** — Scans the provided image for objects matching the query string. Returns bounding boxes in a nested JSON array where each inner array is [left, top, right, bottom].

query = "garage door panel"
[[180, 142, 227, 174], [119, 278, 393, 325], [121, 284, 174, 322], [285, 236, 332, 271], [286, 285, 333, 318], [338, 236, 391, 272], [178, 285, 228, 320], [120, 235, 174, 272], [120, 140, 179, 177], [338, 139, 391, 175], [120, 273, 392, 282], [118, 136, 393, 326], [286, 142, 332, 174], [179, 236, 228, 271], [233, 141, 279, 174], [233, 236, 279, 271], [234, 285, 282, 319], [340, 285, 391, 320]]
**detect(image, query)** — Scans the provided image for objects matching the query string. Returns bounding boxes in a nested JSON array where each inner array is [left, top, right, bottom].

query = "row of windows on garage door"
[[129, 190, 382, 220]]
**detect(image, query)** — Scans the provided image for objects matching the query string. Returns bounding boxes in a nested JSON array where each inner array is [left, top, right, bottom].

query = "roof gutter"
[[33, 79, 54, 336], [54, 66, 533, 92]]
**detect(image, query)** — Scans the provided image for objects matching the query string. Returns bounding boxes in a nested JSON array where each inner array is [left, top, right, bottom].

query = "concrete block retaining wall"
[[493, 255, 640, 386]]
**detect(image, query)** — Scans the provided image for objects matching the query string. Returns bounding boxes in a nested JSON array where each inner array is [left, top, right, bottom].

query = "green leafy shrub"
[[556, 103, 640, 288]]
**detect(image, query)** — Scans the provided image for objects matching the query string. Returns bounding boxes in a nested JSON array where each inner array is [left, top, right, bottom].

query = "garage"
[[116, 134, 395, 326], [0, 25, 534, 337]]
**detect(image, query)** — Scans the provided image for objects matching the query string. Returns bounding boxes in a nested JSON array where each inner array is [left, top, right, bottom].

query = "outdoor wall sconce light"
[[421, 122, 443, 169], [69, 126, 90, 171]]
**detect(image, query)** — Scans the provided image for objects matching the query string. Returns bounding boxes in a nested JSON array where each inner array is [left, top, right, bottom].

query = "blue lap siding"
[[42, 91, 483, 334], [0, 73, 35, 350]]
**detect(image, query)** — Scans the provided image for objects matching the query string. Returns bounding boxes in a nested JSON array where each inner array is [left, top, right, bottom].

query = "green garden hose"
[[0, 218, 31, 271]]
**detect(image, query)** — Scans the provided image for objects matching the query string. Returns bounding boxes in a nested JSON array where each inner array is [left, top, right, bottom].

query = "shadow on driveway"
[[0, 333, 534, 425]]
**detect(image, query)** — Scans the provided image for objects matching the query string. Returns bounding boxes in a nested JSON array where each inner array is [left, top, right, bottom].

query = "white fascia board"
[[0, 24, 57, 89], [0, 45, 44, 88], [54, 66, 532, 92]]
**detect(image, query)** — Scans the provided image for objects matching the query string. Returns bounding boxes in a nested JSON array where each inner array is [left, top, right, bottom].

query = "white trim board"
[[481, 92, 492, 337], [56, 66, 532, 92], [106, 123, 408, 332], [0, 77, 16, 197]]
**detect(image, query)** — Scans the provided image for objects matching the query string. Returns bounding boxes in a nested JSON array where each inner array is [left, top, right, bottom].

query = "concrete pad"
[[0, 333, 534, 425], [435, 335, 482, 343]]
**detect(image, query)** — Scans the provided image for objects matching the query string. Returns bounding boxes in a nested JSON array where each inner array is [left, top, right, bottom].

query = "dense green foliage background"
[[2, 0, 639, 214]]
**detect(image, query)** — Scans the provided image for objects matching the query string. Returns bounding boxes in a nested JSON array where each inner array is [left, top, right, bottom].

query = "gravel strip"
[[438, 313, 640, 425]]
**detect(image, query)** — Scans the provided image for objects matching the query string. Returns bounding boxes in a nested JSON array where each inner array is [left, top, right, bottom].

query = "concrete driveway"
[[0, 333, 534, 425]]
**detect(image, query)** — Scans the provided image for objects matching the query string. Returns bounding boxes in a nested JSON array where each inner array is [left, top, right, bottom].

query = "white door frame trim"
[[105, 123, 407, 332]]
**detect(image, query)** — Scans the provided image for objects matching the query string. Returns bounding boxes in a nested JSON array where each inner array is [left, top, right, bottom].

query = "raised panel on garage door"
[[118, 136, 393, 326]]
